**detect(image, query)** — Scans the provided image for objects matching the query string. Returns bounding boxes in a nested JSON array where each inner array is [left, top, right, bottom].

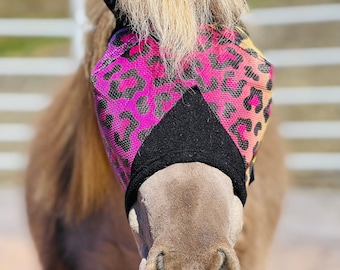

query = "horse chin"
[[128, 162, 244, 270]]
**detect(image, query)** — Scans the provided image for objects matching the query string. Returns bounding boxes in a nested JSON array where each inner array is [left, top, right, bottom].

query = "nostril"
[[217, 249, 227, 270], [156, 252, 165, 270], [217, 248, 240, 270]]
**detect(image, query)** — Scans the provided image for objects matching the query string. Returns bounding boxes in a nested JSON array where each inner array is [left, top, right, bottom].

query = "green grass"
[[0, 37, 70, 57], [0, 0, 69, 18], [0, 0, 70, 57]]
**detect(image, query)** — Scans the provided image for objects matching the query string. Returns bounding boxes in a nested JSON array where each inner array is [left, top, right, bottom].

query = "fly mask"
[[91, 23, 274, 214]]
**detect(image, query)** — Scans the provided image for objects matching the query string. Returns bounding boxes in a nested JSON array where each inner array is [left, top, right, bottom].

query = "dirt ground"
[[268, 187, 340, 270], [1, 185, 339, 270]]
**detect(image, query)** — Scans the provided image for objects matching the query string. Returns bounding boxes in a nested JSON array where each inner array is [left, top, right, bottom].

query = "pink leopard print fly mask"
[[91, 24, 274, 214]]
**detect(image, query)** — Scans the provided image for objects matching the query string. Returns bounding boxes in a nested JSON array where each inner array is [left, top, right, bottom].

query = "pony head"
[[91, 1, 273, 269]]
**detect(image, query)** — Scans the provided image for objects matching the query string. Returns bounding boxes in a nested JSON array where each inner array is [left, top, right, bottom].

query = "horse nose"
[[145, 249, 240, 270]]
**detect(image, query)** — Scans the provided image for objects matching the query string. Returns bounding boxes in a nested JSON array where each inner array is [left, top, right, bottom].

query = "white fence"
[[1, 3, 340, 172], [0, 0, 88, 75]]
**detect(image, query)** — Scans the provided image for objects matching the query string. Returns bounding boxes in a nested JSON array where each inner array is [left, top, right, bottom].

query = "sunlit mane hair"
[[117, 0, 249, 71]]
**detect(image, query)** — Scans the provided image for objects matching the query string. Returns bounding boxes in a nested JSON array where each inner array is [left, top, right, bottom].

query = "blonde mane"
[[117, 0, 248, 69]]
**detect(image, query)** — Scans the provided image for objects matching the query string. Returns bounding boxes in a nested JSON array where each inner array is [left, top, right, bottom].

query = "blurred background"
[[0, 0, 339, 269]]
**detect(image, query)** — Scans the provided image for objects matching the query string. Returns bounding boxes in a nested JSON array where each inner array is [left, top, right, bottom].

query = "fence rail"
[[0, 19, 75, 37], [266, 47, 340, 67], [279, 121, 340, 139], [0, 4, 339, 173], [1, 151, 340, 172], [0, 93, 50, 111], [2, 121, 340, 142], [0, 153, 27, 171], [0, 124, 34, 142], [0, 58, 78, 76], [1, 87, 339, 112], [244, 4, 340, 26], [274, 87, 340, 105], [287, 153, 340, 171]]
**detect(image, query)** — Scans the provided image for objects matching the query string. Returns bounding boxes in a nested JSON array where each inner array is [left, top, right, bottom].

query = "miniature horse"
[[25, 0, 288, 269]]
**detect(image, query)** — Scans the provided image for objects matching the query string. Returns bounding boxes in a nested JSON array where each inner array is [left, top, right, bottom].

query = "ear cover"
[[104, 0, 116, 12], [103, 0, 128, 31]]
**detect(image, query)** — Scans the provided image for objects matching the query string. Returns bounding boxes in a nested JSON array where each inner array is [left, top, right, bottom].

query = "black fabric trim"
[[103, 0, 116, 12], [249, 164, 255, 184], [104, 0, 129, 38], [125, 87, 247, 214]]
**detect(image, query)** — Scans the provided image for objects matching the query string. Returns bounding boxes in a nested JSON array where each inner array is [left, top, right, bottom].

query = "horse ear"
[[103, 0, 116, 12]]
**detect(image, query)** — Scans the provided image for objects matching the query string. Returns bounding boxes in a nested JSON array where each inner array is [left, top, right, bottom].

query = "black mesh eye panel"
[[125, 87, 247, 214]]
